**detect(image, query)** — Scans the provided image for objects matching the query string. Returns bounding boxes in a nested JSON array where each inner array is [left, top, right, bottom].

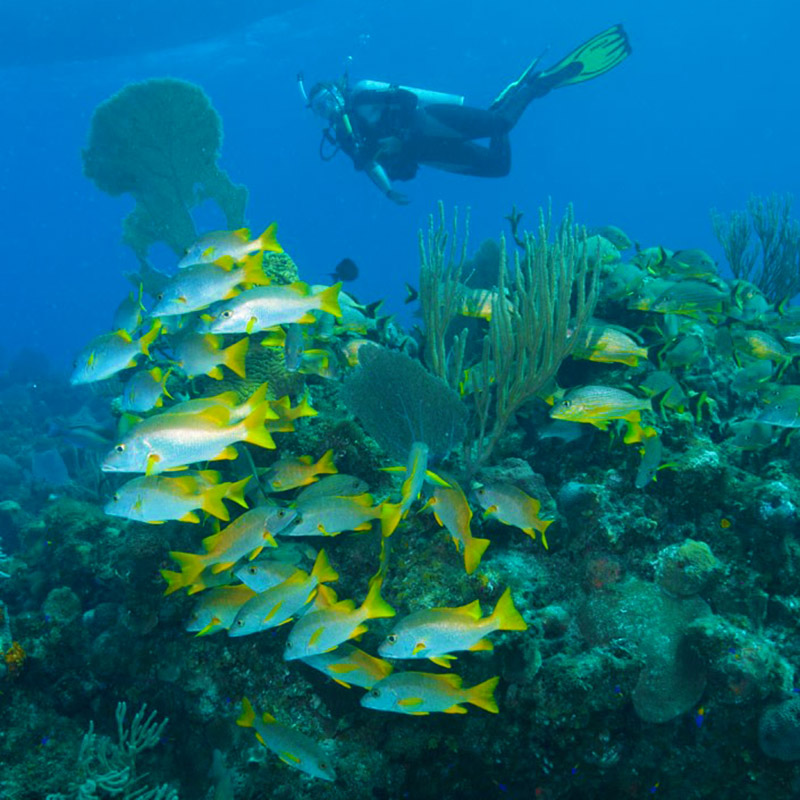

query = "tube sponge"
[[83, 78, 248, 263]]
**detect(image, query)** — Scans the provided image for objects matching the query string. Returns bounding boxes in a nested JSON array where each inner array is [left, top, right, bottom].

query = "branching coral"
[[711, 193, 800, 303], [419, 203, 598, 475], [83, 78, 247, 264], [46, 702, 175, 800]]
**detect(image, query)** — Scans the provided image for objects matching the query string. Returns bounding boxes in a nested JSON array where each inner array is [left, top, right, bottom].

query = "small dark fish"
[[405, 283, 419, 304], [330, 258, 359, 282]]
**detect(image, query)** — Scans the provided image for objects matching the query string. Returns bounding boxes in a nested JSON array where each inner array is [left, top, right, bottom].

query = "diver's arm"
[[365, 161, 410, 205]]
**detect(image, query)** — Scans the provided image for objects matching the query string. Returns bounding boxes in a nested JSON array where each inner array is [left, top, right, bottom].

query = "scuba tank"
[[352, 80, 464, 107]]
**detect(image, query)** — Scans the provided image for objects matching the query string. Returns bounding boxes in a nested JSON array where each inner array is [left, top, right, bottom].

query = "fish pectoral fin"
[[308, 627, 325, 647], [429, 655, 456, 668], [398, 697, 424, 708], [262, 601, 283, 624], [248, 547, 264, 561], [211, 562, 236, 574], [481, 505, 498, 519], [351, 623, 369, 641], [469, 638, 494, 652], [411, 641, 427, 656], [279, 751, 302, 766], [328, 663, 357, 674], [443, 704, 468, 714], [332, 678, 352, 688], [145, 453, 161, 476], [217, 445, 239, 461]]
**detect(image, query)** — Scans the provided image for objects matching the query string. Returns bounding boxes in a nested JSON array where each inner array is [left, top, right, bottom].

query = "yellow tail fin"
[[160, 569, 186, 596], [317, 283, 342, 318], [361, 575, 395, 620], [489, 587, 527, 631], [311, 549, 339, 585], [241, 251, 271, 286], [201, 483, 231, 521], [168, 551, 205, 587], [242, 403, 276, 450], [256, 222, 283, 254], [468, 676, 500, 713], [381, 502, 403, 537], [138, 319, 162, 357], [237, 697, 256, 728], [224, 337, 249, 380], [463, 536, 491, 575], [224, 476, 251, 509], [315, 449, 338, 476]]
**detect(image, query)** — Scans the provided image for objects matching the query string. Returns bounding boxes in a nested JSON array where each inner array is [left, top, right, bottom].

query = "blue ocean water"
[[2, 0, 797, 373]]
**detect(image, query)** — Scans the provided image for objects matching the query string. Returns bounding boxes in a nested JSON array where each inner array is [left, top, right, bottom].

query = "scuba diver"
[[299, 24, 631, 204]]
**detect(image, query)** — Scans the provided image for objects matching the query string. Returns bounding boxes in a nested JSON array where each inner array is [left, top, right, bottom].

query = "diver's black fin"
[[536, 24, 631, 90]]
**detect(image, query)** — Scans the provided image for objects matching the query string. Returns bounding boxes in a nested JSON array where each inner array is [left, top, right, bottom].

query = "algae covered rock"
[[578, 578, 711, 722], [655, 538, 721, 597], [759, 697, 800, 761]]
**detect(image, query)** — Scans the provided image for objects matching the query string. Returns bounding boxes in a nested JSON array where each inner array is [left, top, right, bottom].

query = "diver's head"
[[308, 82, 346, 123]]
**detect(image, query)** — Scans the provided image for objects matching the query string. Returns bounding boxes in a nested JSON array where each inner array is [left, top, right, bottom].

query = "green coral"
[[82, 78, 247, 264]]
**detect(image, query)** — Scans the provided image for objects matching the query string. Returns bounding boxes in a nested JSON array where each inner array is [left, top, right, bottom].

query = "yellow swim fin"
[[537, 24, 631, 88]]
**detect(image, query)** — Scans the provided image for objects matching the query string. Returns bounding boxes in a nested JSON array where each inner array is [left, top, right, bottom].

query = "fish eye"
[[370, 689, 380, 698], [157, 293, 164, 301], [387, 634, 398, 644], [292, 517, 303, 526], [247, 566, 257, 575], [236, 619, 244, 627], [112, 493, 120, 501], [285, 640, 293, 649], [277, 510, 287, 518], [221, 310, 233, 319], [114, 444, 126, 454], [563, 400, 572, 408]]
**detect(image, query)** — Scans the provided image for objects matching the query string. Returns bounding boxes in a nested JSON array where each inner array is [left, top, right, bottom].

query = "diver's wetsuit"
[[332, 85, 514, 183], [316, 24, 631, 202]]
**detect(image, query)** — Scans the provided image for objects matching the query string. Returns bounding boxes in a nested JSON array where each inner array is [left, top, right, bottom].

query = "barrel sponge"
[[82, 77, 248, 263], [759, 697, 800, 761]]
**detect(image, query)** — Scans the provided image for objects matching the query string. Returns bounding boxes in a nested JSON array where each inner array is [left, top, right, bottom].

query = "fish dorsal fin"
[[202, 532, 222, 552], [288, 281, 312, 296], [203, 333, 222, 350], [214, 255, 236, 271], [298, 454, 313, 465], [115, 329, 133, 343], [261, 711, 276, 724], [330, 599, 357, 613], [456, 599, 483, 620], [438, 673, 463, 689], [196, 405, 231, 426], [234, 227, 251, 242]]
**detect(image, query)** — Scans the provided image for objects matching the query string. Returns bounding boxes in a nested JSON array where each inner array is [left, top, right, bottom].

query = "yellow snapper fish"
[[572, 323, 648, 368], [262, 449, 337, 493], [731, 359, 774, 394], [757, 384, 800, 429], [727, 419, 775, 450], [104, 472, 249, 524], [229, 550, 339, 637], [657, 248, 718, 280], [172, 332, 249, 380], [381, 442, 450, 537], [102, 402, 275, 474], [551, 384, 652, 444], [283, 323, 305, 371], [627, 278, 676, 312], [361, 671, 499, 715], [639, 370, 688, 413], [268, 394, 318, 424], [112, 285, 146, 332], [121, 367, 172, 413], [204, 282, 342, 335], [283, 574, 395, 660], [340, 338, 373, 367], [162, 383, 271, 424], [295, 474, 369, 503], [458, 286, 512, 321], [649, 280, 729, 318], [634, 427, 664, 488], [153, 253, 271, 316], [178, 223, 282, 269], [161, 562, 238, 597], [378, 587, 526, 666], [237, 698, 336, 782], [234, 558, 303, 593], [185, 584, 257, 635], [475, 482, 554, 549], [423, 478, 490, 575], [286, 493, 383, 537], [166, 505, 297, 590], [70, 320, 161, 385], [658, 334, 705, 370], [300, 643, 394, 689], [732, 329, 791, 367]]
